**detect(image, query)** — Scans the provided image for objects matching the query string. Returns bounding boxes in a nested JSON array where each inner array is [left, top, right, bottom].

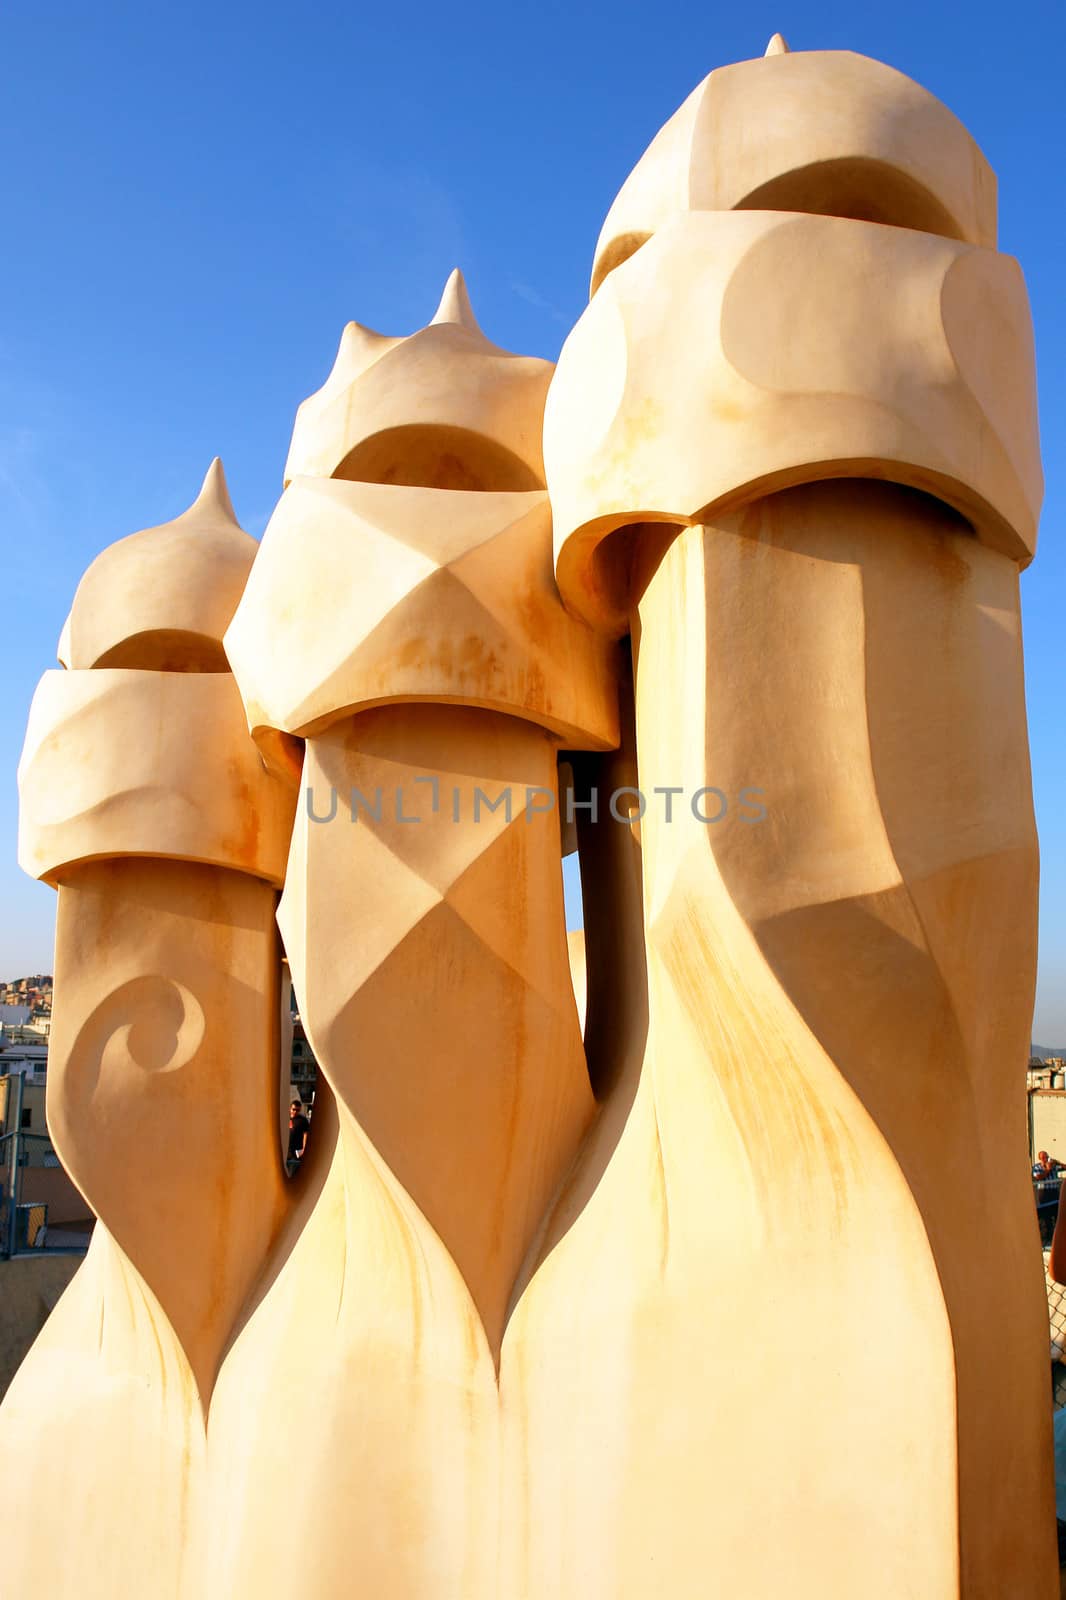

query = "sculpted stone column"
[[208, 275, 618, 1596], [1, 463, 298, 1599], [533, 39, 1054, 1599]]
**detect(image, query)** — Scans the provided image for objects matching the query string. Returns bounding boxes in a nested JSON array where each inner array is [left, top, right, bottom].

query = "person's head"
[[290, 1100, 302, 1118], [1040, 1151, 1050, 1163]]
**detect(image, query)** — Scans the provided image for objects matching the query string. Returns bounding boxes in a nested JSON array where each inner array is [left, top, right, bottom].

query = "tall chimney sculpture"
[[540, 36, 1050, 1599], [0, 36, 1052, 1600], [2, 463, 298, 1596], [200, 270, 618, 1594]]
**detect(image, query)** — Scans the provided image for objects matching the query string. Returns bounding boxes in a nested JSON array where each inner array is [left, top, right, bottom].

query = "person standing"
[[287, 1100, 310, 1175]]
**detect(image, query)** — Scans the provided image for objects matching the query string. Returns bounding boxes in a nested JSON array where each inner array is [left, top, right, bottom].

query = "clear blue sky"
[[1, 0, 1062, 1038]]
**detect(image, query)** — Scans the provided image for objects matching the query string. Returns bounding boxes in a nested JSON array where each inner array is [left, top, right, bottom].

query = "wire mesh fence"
[[1046, 1257, 1066, 1410], [1035, 1175, 1066, 1412]]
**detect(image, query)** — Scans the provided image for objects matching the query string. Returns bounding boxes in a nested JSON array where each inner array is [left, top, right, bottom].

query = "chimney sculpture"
[[536, 36, 1052, 1600], [199, 272, 617, 1595], [0, 36, 1052, 1600], [2, 465, 298, 1596]]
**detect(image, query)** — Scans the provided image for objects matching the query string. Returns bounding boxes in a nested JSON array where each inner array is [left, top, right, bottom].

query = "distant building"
[[0, 1072, 93, 1234], [0, 975, 54, 1016], [1029, 1065, 1066, 1165], [0, 1041, 47, 1083], [290, 1017, 318, 1106]]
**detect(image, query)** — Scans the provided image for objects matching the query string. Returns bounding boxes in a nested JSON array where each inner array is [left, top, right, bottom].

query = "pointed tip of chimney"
[[431, 267, 481, 333], [320, 318, 396, 393], [764, 32, 790, 55], [193, 456, 237, 523]]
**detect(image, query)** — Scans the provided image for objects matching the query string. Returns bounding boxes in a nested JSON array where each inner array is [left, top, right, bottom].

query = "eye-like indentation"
[[333, 425, 543, 493], [590, 162, 970, 298], [734, 157, 966, 242], [93, 629, 232, 672], [590, 230, 652, 297]]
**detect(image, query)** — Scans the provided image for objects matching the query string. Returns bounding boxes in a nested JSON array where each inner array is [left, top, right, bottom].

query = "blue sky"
[[2, 0, 1063, 1038]]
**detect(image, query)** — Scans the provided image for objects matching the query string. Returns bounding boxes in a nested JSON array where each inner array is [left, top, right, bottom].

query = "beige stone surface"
[[548, 210, 1041, 632], [45, 858, 291, 1404], [284, 269, 553, 489], [590, 43, 997, 296], [194, 284, 608, 1597], [19, 668, 296, 886], [537, 39, 1053, 1593], [64, 458, 256, 671], [2, 1226, 202, 1600], [516, 482, 1048, 1596], [225, 280, 611, 1369], [14, 463, 301, 1404], [279, 706, 592, 1357], [226, 479, 618, 749], [2, 466, 300, 1595]]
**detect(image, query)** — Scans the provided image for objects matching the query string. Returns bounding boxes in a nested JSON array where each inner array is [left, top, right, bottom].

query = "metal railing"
[[1036, 1173, 1064, 1247]]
